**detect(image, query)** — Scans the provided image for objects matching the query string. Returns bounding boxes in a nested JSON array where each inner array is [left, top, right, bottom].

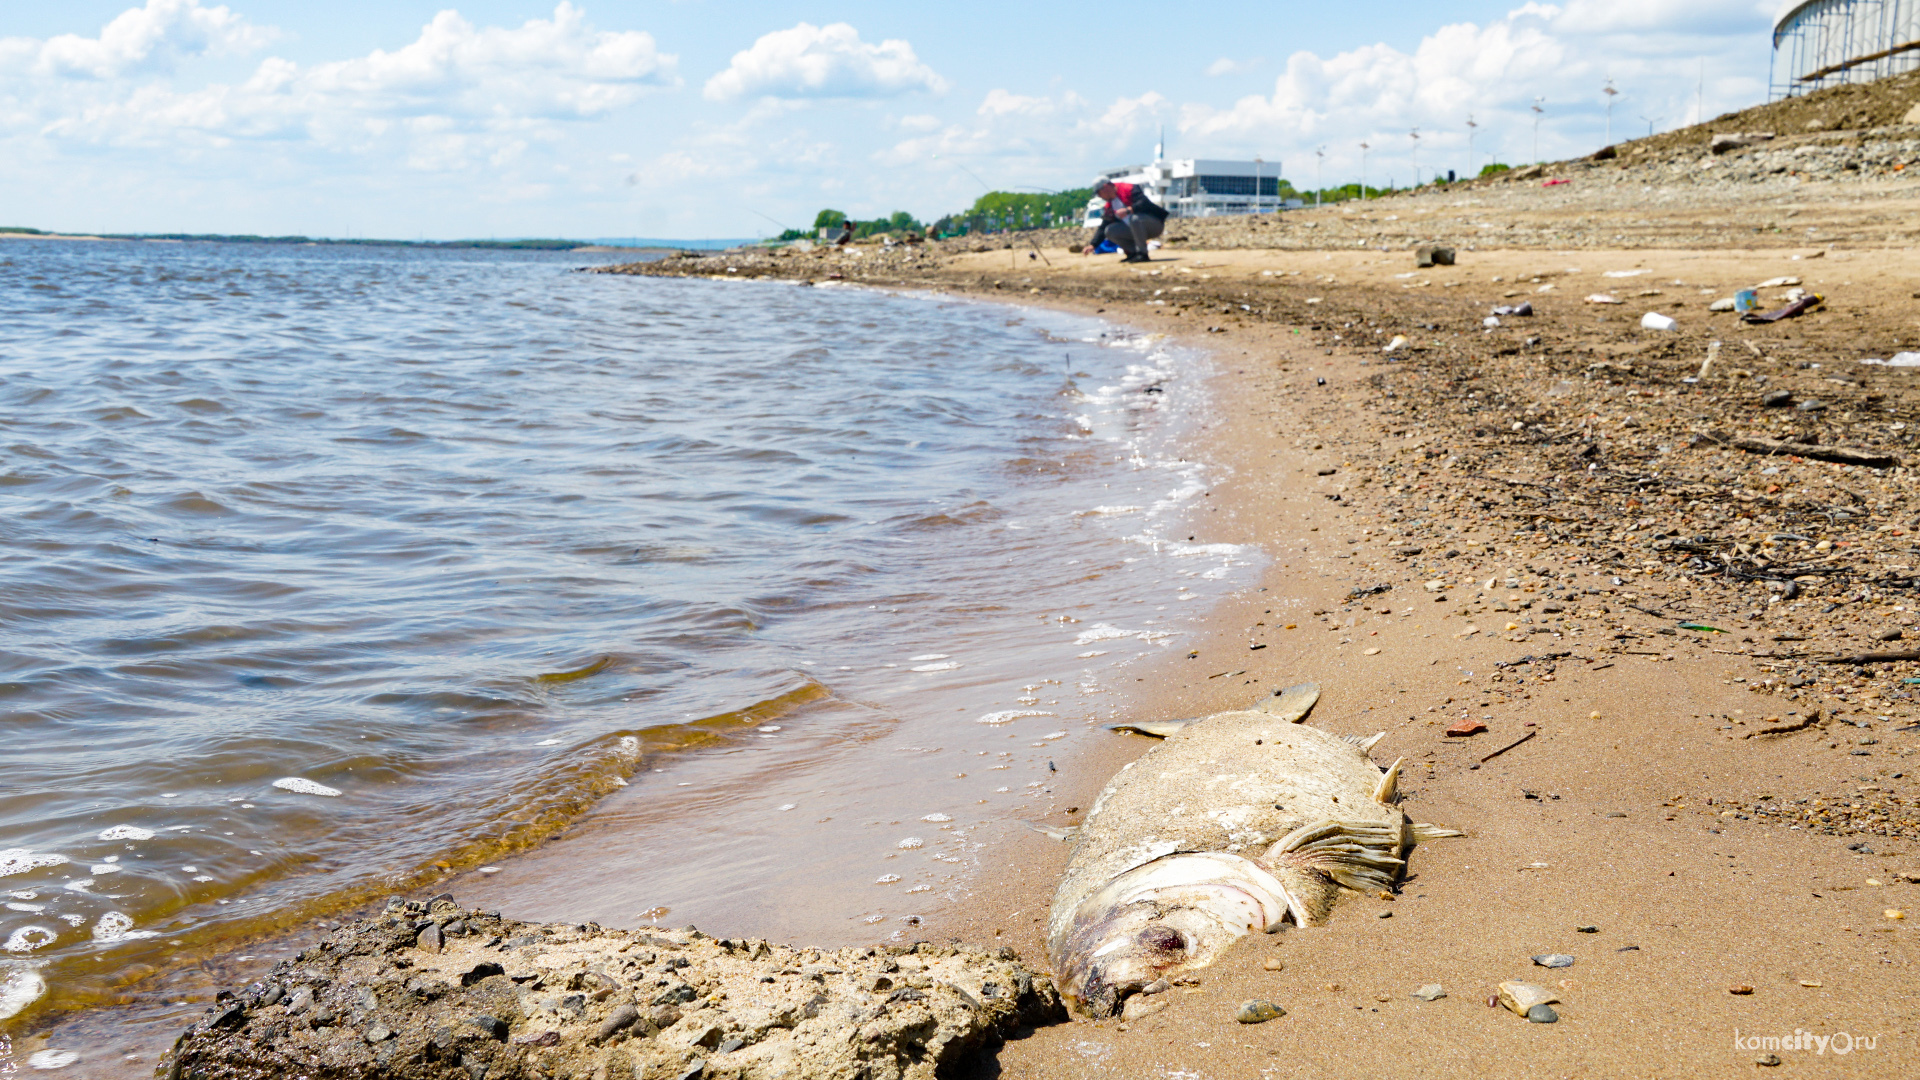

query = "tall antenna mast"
[[1603, 78, 1619, 145], [1359, 141, 1370, 199], [1466, 114, 1479, 177], [1531, 98, 1544, 163], [1409, 127, 1421, 187], [1314, 146, 1325, 207]]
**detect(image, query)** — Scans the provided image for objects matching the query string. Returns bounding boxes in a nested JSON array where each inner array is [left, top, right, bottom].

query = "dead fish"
[[1047, 683, 1459, 1017]]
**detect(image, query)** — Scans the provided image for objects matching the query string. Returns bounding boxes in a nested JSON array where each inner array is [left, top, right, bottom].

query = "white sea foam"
[[1076, 650, 1107, 658], [5, 903, 44, 913], [976, 710, 1052, 725], [618, 735, 639, 755], [907, 654, 950, 661], [535, 738, 562, 746], [272, 777, 341, 797], [910, 662, 960, 672], [0, 968, 47, 1020], [27, 1049, 78, 1069], [896, 837, 924, 849], [4, 926, 57, 953], [875, 874, 901, 884], [63, 880, 93, 893], [96, 826, 154, 841], [755, 725, 781, 732], [0, 850, 67, 877], [921, 813, 952, 823], [92, 911, 157, 943], [1073, 625, 1130, 644], [1044, 731, 1068, 740]]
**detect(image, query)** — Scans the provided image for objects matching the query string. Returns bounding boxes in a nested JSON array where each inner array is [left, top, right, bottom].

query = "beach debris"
[[1496, 981, 1559, 1018], [1576, 925, 1599, 934], [1412, 984, 1446, 1001], [1861, 352, 1920, 367], [1531, 953, 1576, 969], [1735, 288, 1760, 313], [1757, 1053, 1782, 1066], [1678, 622, 1725, 633], [1742, 294, 1823, 324], [1585, 293, 1623, 305], [1711, 132, 1775, 154], [1384, 335, 1408, 353], [1491, 303, 1533, 317], [1480, 730, 1538, 763], [1691, 429, 1899, 469], [1730, 984, 1755, 994], [1709, 297, 1737, 312], [1640, 312, 1678, 331], [1235, 999, 1287, 1024], [1761, 389, 1793, 407], [1445, 719, 1488, 737], [1755, 276, 1801, 288], [1527, 1003, 1560, 1023], [1414, 243, 1455, 268], [1047, 684, 1460, 1017], [1263, 957, 1286, 971]]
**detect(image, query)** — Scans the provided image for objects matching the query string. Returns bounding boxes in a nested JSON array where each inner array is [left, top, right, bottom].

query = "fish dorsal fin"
[[1340, 731, 1387, 752], [1107, 720, 1189, 739], [1372, 757, 1403, 804], [1257, 682, 1320, 724]]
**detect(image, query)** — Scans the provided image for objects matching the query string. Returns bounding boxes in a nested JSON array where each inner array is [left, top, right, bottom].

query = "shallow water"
[[0, 239, 1252, 1064]]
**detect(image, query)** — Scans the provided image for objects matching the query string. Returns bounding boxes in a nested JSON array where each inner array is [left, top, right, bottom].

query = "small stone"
[[1526, 1003, 1559, 1023], [1412, 984, 1445, 1001], [715, 1038, 746, 1055], [594, 1003, 640, 1044], [1886, 909, 1905, 920], [1322, 983, 1341, 992], [365, 1023, 393, 1042], [469, 1014, 507, 1040], [1445, 719, 1487, 737], [416, 923, 443, 953], [1262, 958, 1285, 972], [1531, 954, 1575, 969], [1496, 981, 1558, 1017], [1756, 1053, 1782, 1066], [1140, 977, 1170, 995], [1377, 910, 1392, 918], [512, 1031, 561, 1047], [1575, 925, 1599, 933], [1761, 390, 1793, 408], [1729, 984, 1754, 995], [1235, 999, 1286, 1024], [1121, 995, 1169, 1022]]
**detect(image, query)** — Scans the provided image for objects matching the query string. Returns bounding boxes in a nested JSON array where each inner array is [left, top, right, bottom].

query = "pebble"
[[1761, 390, 1793, 407], [1235, 999, 1287, 1024], [593, 1003, 640, 1044], [1496, 981, 1557, 1017], [1412, 984, 1446, 1001], [1756, 1053, 1782, 1066], [1262, 958, 1286, 972], [1377, 910, 1392, 918], [416, 923, 443, 953], [1729, 984, 1754, 995], [1575, 925, 1599, 933], [1531, 954, 1575, 968], [1526, 1003, 1559, 1023]]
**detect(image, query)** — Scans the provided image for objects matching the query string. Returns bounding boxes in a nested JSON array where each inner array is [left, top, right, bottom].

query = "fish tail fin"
[[1372, 757, 1403, 804], [1267, 819, 1408, 914]]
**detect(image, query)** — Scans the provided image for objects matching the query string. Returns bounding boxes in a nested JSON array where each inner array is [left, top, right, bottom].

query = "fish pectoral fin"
[[1410, 822, 1464, 841], [1027, 822, 1081, 842], [1107, 720, 1189, 739], [1257, 682, 1320, 724], [1269, 818, 1407, 897], [1372, 757, 1403, 804]]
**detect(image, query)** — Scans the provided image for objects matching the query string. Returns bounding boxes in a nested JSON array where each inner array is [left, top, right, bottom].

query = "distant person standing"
[[1081, 178, 1168, 263]]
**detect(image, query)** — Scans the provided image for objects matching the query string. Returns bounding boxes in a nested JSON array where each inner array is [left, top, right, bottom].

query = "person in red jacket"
[[1081, 178, 1169, 263]]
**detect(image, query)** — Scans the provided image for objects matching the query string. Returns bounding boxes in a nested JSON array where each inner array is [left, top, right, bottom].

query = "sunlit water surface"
[[0, 239, 1254, 1069]]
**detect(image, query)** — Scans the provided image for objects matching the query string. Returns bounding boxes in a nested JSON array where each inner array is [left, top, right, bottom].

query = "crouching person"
[[1081, 178, 1169, 263]]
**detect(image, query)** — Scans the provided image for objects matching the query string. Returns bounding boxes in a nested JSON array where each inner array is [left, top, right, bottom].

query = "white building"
[[1085, 153, 1300, 226]]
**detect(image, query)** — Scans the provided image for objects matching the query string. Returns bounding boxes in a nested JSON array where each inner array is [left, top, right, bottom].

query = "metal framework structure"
[[1771, 0, 1920, 99]]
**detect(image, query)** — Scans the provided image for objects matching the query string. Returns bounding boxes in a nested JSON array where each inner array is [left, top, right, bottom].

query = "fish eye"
[[1137, 925, 1186, 952]]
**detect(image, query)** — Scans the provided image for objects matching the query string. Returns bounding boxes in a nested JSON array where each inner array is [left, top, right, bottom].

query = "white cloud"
[[877, 89, 1168, 197], [9, 3, 678, 170], [13, 0, 275, 80], [1176, 2, 1774, 183], [704, 22, 946, 101], [1205, 57, 1263, 77]]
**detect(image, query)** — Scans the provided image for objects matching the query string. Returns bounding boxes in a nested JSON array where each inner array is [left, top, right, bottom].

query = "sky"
[[0, 0, 1794, 239]]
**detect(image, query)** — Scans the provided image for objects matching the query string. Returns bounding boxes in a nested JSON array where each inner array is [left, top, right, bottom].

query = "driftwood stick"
[[1480, 730, 1538, 763], [1815, 650, 1920, 664], [1695, 430, 1899, 470]]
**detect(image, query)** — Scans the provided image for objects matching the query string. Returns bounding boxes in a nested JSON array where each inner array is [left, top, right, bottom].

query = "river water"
[[0, 239, 1252, 1068]]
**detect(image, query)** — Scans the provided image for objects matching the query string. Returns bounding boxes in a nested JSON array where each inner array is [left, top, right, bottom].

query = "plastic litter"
[[1734, 289, 1759, 313], [1742, 294, 1823, 324], [1640, 312, 1678, 331], [1861, 352, 1920, 367]]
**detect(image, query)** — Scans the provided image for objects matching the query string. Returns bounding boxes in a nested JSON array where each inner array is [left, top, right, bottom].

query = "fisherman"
[[1081, 177, 1168, 263]]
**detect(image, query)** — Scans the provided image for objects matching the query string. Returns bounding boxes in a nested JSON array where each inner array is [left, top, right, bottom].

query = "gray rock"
[[1414, 243, 1456, 268], [365, 1023, 392, 1042], [416, 922, 443, 953], [1526, 1003, 1559, 1023], [1796, 398, 1827, 412], [1761, 390, 1793, 407], [1532, 954, 1576, 968], [1412, 984, 1446, 1001], [1234, 999, 1287, 1024]]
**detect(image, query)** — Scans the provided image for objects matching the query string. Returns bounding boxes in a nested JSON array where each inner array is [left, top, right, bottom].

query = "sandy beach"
[[143, 113, 1920, 1074]]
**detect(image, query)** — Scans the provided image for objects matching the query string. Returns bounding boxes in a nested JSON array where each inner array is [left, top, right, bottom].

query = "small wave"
[[271, 778, 341, 797], [976, 710, 1052, 725]]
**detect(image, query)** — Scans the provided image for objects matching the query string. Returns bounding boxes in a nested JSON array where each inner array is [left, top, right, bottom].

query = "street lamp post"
[[1466, 114, 1478, 177], [1409, 128, 1421, 187], [1360, 141, 1369, 199], [1604, 79, 1619, 145], [1314, 147, 1325, 206], [1531, 98, 1544, 163]]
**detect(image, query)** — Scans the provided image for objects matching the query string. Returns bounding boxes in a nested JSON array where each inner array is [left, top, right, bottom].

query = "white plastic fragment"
[[1640, 312, 1677, 331]]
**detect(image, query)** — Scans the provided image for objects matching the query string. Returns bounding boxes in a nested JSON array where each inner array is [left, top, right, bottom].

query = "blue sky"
[[1, 1, 1787, 239]]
